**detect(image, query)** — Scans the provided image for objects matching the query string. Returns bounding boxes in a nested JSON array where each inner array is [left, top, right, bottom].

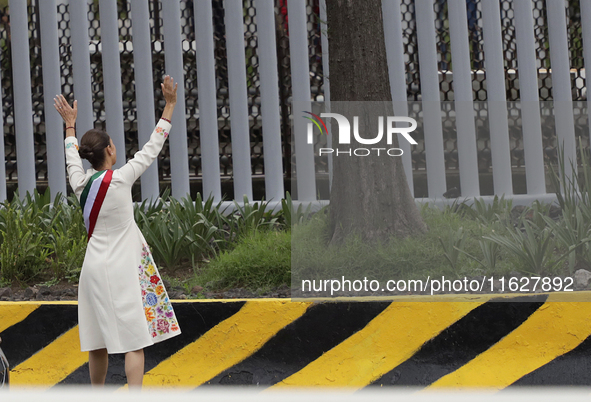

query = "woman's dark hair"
[[79, 129, 110, 170]]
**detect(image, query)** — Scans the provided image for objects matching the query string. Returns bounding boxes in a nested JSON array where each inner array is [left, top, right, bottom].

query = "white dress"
[[64, 119, 181, 354]]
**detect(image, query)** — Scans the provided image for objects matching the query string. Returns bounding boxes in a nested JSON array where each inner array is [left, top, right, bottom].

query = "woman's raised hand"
[[161, 75, 178, 105], [54, 94, 78, 127]]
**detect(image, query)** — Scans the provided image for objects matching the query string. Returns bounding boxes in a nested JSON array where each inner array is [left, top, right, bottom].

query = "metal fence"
[[0, 0, 589, 202]]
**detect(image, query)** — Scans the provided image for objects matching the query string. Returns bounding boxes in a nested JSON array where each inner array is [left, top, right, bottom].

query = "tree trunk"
[[326, 0, 426, 244]]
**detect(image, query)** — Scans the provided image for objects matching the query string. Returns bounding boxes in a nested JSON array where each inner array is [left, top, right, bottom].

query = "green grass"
[[196, 229, 291, 293], [290, 200, 521, 286], [290, 158, 591, 289]]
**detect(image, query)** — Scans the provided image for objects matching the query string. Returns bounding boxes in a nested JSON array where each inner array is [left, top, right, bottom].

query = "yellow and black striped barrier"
[[1, 292, 591, 389]]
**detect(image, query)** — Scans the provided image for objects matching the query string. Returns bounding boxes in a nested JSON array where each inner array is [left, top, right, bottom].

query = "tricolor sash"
[[80, 170, 113, 241]]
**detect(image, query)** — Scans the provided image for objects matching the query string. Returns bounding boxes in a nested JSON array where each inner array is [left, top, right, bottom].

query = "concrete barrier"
[[1, 292, 591, 389]]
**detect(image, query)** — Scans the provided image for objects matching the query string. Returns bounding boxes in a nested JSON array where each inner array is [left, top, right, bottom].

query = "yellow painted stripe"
[[10, 326, 87, 388], [0, 303, 39, 333], [142, 300, 311, 387], [270, 301, 484, 389], [428, 294, 591, 390]]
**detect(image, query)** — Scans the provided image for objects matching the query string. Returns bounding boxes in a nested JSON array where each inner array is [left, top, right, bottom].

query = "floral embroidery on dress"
[[65, 142, 79, 150], [155, 126, 169, 139], [138, 244, 180, 338]]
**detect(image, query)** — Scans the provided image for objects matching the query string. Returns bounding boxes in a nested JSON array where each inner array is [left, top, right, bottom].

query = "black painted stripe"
[[368, 296, 548, 388], [201, 301, 392, 387], [57, 301, 246, 386], [0, 305, 78, 367], [509, 333, 591, 386]]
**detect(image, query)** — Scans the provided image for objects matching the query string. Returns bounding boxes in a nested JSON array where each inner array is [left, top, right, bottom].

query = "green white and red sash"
[[80, 170, 113, 241]]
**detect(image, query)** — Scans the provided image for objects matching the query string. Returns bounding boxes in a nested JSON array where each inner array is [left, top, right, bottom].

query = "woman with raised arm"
[[54, 76, 181, 388]]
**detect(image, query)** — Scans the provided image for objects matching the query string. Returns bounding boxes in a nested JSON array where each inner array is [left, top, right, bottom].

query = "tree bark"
[[326, 0, 426, 244]]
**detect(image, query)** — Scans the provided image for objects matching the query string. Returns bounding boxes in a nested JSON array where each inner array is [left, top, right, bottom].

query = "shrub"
[[197, 229, 290, 291]]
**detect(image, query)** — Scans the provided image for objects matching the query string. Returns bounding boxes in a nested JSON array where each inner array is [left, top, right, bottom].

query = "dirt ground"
[[0, 281, 291, 301]]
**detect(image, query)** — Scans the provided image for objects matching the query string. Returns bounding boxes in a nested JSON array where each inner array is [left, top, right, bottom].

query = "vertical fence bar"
[[69, 0, 94, 150], [254, 0, 284, 201], [39, 0, 67, 198], [481, 0, 513, 196], [448, 0, 480, 197], [288, 0, 316, 201], [0, 46, 5, 201], [9, 0, 36, 196], [161, 0, 190, 199], [533, 0, 547, 65], [546, 0, 576, 178], [319, 0, 333, 194], [513, 0, 546, 195], [581, 0, 591, 150], [414, 0, 446, 198], [98, 0, 126, 169], [130, 0, 158, 201], [223, 0, 253, 201], [382, 0, 414, 196], [193, 0, 222, 202]]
